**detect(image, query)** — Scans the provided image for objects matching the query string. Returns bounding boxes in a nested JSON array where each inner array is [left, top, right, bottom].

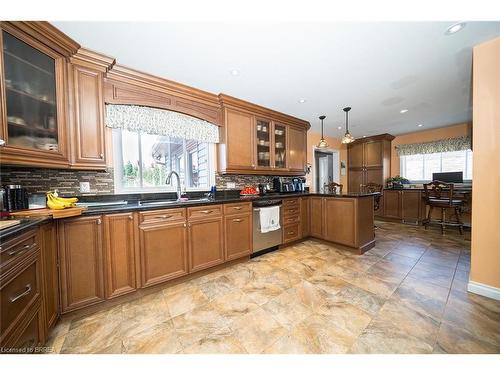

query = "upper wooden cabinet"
[[218, 94, 310, 176], [0, 22, 79, 168], [348, 134, 394, 192], [67, 48, 114, 169]]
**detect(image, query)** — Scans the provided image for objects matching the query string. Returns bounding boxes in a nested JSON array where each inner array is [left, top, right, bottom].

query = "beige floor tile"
[[348, 274, 400, 299], [61, 317, 123, 354], [182, 327, 247, 354], [262, 289, 313, 329], [306, 272, 350, 296], [325, 284, 386, 316], [408, 267, 454, 289], [383, 252, 419, 267], [164, 285, 209, 318], [317, 300, 372, 336], [198, 275, 235, 300], [122, 320, 182, 354], [434, 322, 500, 354], [208, 289, 260, 322]]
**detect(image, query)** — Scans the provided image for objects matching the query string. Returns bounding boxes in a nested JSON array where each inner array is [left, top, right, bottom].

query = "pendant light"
[[341, 107, 355, 144], [317, 115, 328, 148]]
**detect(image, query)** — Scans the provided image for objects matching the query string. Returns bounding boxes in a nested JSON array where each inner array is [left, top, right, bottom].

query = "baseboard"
[[467, 280, 500, 301]]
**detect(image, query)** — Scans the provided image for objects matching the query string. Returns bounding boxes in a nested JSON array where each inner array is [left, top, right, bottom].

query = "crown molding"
[[70, 48, 116, 72]]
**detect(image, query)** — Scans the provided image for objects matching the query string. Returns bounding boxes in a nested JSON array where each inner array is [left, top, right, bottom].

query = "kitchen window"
[[400, 149, 473, 182], [112, 128, 215, 193]]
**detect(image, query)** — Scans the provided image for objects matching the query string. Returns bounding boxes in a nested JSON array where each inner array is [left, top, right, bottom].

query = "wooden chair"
[[324, 182, 343, 195], [422, 180, 464, 235], [360, 182, 383, 211]]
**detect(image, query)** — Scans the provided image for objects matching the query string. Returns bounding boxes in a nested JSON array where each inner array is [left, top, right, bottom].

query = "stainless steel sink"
[[137, 198, 211, 207]]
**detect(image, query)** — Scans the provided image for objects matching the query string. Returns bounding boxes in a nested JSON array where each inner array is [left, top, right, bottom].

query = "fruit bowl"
[[240, 186, 259, 196]]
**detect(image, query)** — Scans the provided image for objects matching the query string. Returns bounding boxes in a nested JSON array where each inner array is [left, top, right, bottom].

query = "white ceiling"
[[53, 21, 500, 138]]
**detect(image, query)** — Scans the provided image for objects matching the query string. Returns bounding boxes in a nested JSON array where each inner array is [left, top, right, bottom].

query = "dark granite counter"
[[0, 216, 51, 241]]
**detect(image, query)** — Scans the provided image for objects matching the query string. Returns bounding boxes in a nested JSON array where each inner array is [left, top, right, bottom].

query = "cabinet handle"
[[99, 153, 104, 159], [10, 284, 32, 303], [0, 139, 5, 147], [7, 243, 34, 256], [155, 215, 172, 219], [251, 164, 255, 168], [232, 218, 242, 222], [200, 210, 212, 214], [128, 215, 133, 220], [232, 206, 242, 210], [183, 223, 187, 227], [97, 218, 102, 225], [287, 231, 295, 235]]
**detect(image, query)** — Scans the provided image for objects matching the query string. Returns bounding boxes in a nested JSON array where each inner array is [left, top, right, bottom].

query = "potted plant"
[[386, 175, 410, 189]]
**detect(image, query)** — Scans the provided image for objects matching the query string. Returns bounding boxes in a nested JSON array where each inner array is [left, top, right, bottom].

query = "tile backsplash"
[[0, 166, 299, 196]]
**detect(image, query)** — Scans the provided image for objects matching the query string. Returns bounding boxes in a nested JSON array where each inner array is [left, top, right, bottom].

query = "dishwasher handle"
[[253, 205, 281, 212]]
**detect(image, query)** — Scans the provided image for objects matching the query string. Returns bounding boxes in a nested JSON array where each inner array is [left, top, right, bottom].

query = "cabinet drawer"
[[283, 215, 300, 225], [139, 208, 186, 224], [283, 198, 300, 208], [187, 205, 223, 219], [283, 206, 301, 218], [0, 230, 38, 270], [223, 202, 252, 215], [1, 260, 40, 342], [283, 223, 300, 243]]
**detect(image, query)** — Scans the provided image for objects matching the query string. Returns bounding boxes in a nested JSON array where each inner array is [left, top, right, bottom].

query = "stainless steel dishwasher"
[[252, 199, 282, 253]]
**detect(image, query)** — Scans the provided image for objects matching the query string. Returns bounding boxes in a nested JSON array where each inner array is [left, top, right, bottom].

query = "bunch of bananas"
[[46, 191, 78, 210]]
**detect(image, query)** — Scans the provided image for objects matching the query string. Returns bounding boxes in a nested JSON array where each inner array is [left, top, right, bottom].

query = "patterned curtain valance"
[[396, 136, 472, 156], [105, 104, 219, 143]]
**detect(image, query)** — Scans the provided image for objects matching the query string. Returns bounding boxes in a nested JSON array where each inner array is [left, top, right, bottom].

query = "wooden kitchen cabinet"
[[38, 223, 59, 337], [348, 134, 394, 192], [323, 198, 356, 247], [300, 197, 310, 238], [0, 22, 78, 168], [58, 215, 105, 313], [288, 126, 307, 172], [383, 190, 402, 219], [310, 197, 324, 238], [224, 212, 252, 261], [138, 213, 188, 288], [188, 215, 225, 273], [67, 49, 114, 169], [103, 212, 137, 299], [401, 191, 422, 223]]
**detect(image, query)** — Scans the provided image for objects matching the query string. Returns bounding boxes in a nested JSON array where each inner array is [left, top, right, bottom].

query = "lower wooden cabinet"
[[3, 302, 43, 352], [310, 197, 324, 238], [58, 216, 105, 313], [401, 191, 423, 223], [39, 223, 59, 337], [138, 219, 188, 288], [323, 198, 356, 247], [188, 216, 225, 273], [224, 213, 252, 261], [300, 197, 310, 238], [103, 212, 138, 299], [383, 190, 402, 219]]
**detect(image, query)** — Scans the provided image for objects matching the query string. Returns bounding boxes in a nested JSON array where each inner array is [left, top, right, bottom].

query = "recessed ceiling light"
[[400, 109, 408, 114], [445, 22, 466, 35], [337, 126, 342, 130], [363, 135, 366, 138], [230, 69, 240, 76], [417, 124, 423, 127], [298, 98, 306, 103]]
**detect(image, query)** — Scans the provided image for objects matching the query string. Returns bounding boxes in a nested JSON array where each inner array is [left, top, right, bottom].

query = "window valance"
[[105, 104, 219, 143], [395, 136, 471, 156]]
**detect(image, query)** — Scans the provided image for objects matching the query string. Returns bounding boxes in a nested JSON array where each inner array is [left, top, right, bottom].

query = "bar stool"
[[423, 180, 464, 235], [360, 182, 383, 229], [324, 182, 343, 194]]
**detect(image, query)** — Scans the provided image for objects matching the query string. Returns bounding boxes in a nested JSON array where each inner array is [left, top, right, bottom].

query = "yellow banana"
[[46, 192, 77, 210]]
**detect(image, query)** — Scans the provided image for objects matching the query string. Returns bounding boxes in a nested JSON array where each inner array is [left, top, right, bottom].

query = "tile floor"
[[47, 221, 500, 354]]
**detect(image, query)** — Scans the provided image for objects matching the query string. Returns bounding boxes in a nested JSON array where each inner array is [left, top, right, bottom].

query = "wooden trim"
[[70, 48, 115, 73], [349, 133, 395, 145], [219, 93, 310, 130], [0, 22, 80, 57]]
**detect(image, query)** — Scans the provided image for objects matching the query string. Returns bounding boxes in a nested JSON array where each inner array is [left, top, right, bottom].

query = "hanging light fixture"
[[317, 115, 328, 148], [341, 107, 355, 144]]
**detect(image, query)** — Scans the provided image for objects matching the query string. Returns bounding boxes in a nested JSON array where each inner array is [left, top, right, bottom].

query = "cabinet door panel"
[[189, 217, 224, 273], [225, 214, 252, 261], [324, 198, 356, 247], [39, 223, 59, 335], [383, 190, 402, 219], [364, 141, 383, 167], [104, 212, 137, 299], [139, 221, 188, 288], [401, 191, 421, 222], [348, 169, 365, 192], [273, 123, 287, 169], [288, 127, 306, 172], [348, 142, 364, 168], [58, 216, 104, 313], [310, 197, 324, 238], [365, 167, 384, 186], [225, 108, 255, 170], [70, 65, 106, 167], [300, 197, 310, 238]]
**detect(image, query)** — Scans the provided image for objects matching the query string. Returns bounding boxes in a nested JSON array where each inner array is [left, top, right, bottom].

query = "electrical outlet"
[[226, 182, 236, 189], [80, 182, 90, 193]]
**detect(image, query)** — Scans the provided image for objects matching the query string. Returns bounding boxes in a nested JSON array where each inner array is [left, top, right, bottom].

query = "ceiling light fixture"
[[230, 69, 240, 76], [341, 107, 355, 144], [417, 124, 423, 127], [317, 115, 328, 148], [445, 22, 466, 35], [400, 109, 408, 114], [337, 126, 342, 130], [298, 98, 306, 103]]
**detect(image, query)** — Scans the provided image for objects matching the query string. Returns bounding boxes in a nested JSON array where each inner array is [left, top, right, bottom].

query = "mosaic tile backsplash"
[[0, 167, 300, 196]]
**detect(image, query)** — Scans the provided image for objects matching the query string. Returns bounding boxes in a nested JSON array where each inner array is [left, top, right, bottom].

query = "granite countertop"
[[0, 216, 51, 241]]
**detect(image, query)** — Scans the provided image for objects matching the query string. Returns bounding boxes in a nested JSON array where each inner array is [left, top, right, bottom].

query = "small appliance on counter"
[[3, 185, 29, 211], [292, 177, 306, 192], [272, 177, 296, 193]]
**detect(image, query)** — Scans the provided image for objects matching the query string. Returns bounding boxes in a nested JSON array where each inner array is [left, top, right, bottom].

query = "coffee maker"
[[272, 177, 295, 193], [292, 177, 306, 192]]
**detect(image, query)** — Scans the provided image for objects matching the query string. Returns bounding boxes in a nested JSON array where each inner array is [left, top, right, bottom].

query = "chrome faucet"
[[166, 171, 182, 201]]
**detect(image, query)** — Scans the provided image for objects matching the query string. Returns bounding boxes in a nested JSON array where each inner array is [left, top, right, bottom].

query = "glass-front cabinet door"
[[273, 123, 287, 169], [255, 118, 271, 168], [0, 28, 67, 164]]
